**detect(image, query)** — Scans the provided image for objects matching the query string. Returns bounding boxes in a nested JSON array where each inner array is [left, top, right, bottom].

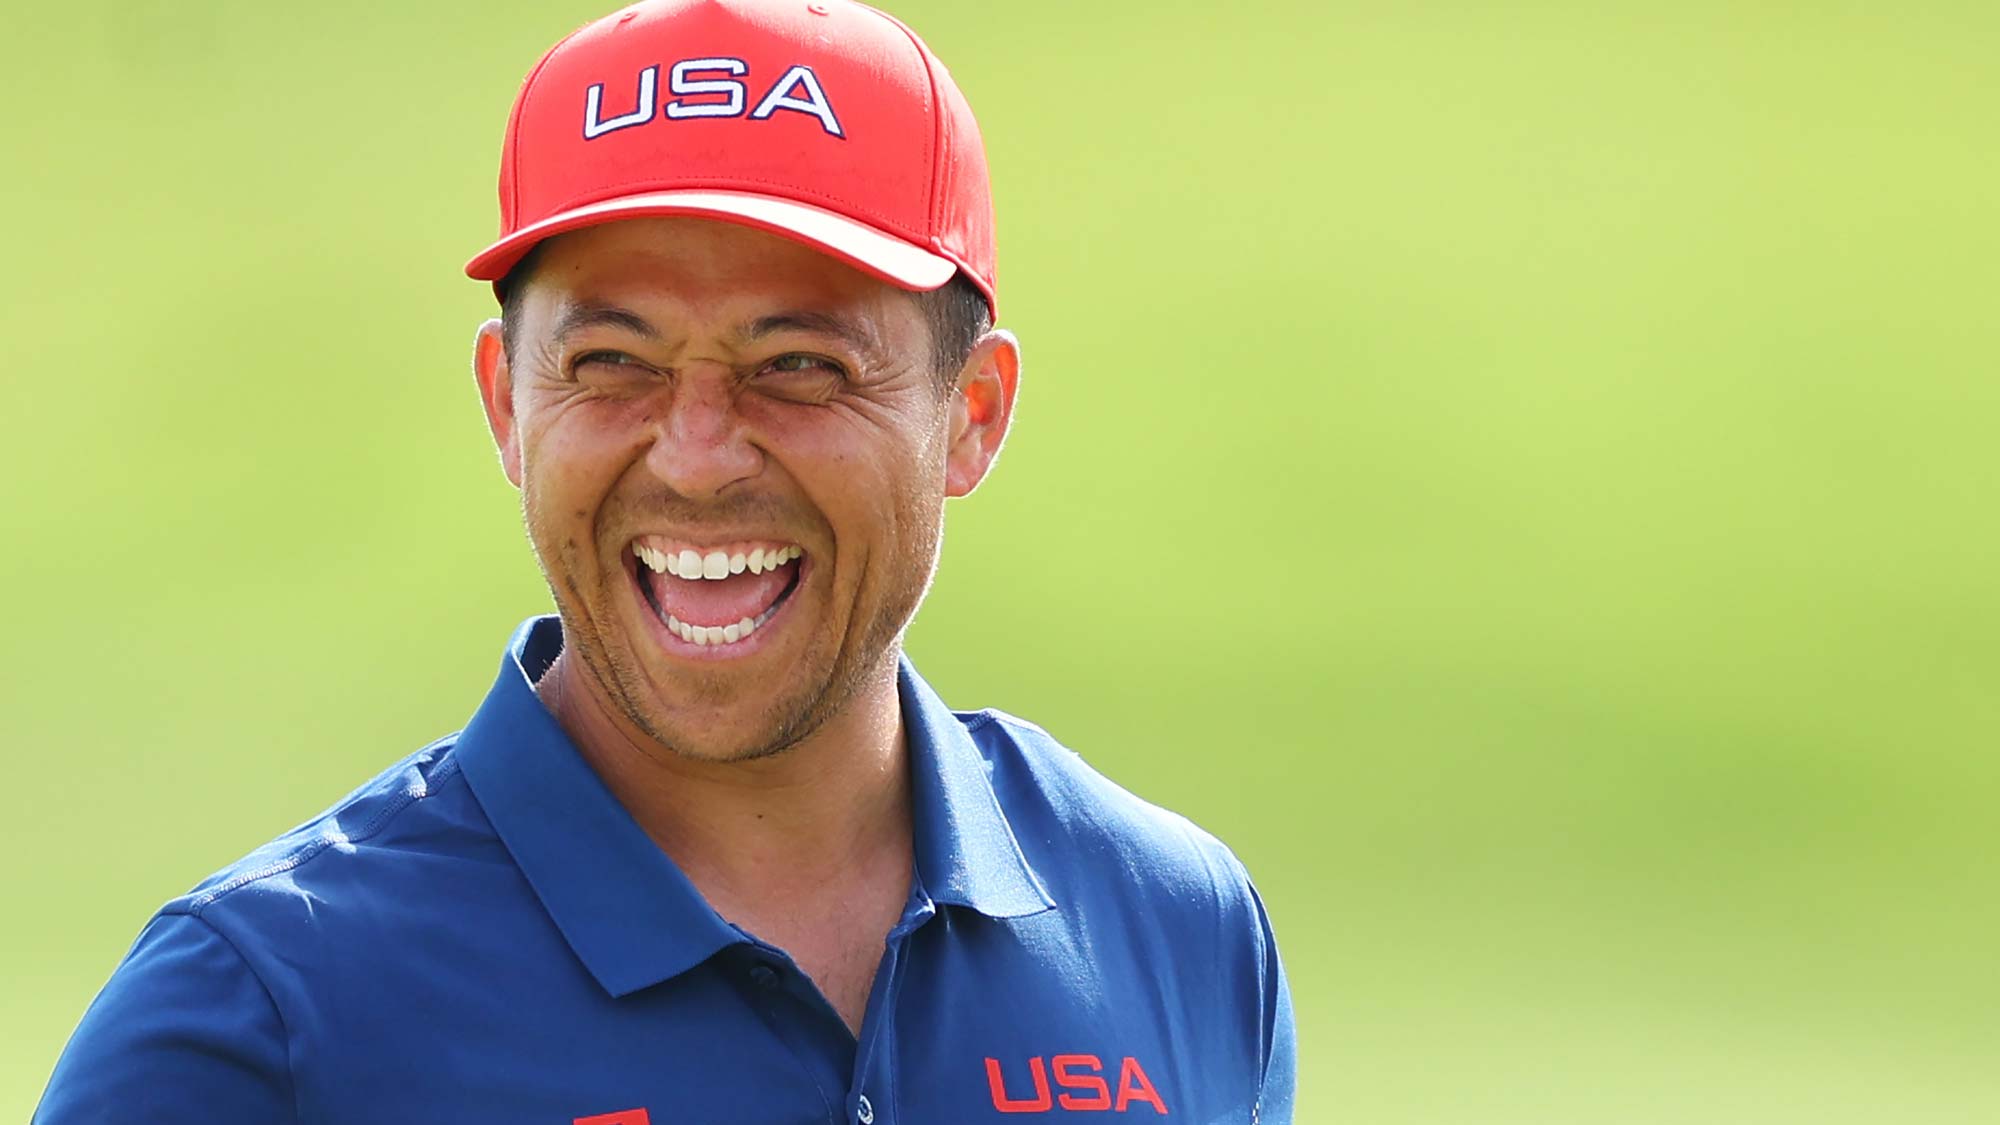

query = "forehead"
[[519, 216, 921, 329]]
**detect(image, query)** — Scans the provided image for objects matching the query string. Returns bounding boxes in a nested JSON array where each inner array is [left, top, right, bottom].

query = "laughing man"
[[37, 2, 1295, 1121]]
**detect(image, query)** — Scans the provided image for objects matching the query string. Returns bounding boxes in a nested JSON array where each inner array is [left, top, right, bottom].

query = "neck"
[[535, 650, 913, 903]]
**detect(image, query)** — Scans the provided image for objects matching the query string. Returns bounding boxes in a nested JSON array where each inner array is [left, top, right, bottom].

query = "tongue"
[[646, 562, 795, 627]]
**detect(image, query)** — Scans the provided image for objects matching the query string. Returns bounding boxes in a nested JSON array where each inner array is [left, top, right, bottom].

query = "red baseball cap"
[[465, 0, 997, 316]]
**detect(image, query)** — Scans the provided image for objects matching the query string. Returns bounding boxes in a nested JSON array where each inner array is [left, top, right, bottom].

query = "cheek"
[[853, 443, 951, 578], [756, 407, 943, 530], [518, 400, 651, 549], [752, 388, 951, 470]]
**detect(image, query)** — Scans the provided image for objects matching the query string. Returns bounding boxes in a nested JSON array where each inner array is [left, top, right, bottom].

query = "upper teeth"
[[633, 544, 802, 579]]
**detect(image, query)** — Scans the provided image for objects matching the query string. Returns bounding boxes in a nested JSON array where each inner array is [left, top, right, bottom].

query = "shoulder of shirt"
[[158, 732, 471, 921], [953, 706, 1260, 907]]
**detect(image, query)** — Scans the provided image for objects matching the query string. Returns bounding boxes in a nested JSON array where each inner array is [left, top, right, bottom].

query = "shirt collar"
[[456, 616, 1052, 999], [897, 657, 1056, 920], [456, 617, 737, 998]]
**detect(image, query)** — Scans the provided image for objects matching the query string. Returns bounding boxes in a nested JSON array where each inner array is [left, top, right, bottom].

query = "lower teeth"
[[665, 602, 780, 647]]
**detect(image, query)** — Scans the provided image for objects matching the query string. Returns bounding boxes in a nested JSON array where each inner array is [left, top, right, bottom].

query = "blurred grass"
[[3, 1, 1997, 1120]]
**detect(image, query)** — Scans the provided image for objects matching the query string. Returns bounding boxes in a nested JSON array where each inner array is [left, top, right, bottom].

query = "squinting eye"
[[574, 350, 641, 371], [754, 354, 846, 401], [765, 354, 842, 375]]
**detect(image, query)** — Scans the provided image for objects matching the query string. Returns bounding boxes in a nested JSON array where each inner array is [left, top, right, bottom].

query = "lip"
[[625, 547, 811, 662]]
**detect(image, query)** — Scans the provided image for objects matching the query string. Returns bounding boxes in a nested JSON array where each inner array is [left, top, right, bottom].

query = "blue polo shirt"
[[38, 617, 1294, 1123]]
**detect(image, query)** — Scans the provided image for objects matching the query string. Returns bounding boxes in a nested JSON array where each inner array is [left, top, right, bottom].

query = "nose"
[[643, 371, 761, 499]]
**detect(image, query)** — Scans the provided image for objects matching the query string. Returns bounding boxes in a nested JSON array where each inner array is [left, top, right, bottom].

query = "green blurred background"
[[4, 0, 1995, 1119]]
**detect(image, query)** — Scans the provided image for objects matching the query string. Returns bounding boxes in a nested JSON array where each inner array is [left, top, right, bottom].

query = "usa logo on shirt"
[[986, 1055, 1170, 1114]]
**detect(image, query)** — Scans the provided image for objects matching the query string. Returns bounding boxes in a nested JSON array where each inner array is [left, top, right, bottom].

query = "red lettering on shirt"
[[574, 1111, 650, 1125], [1052, 1053, 1113, 1110], [987, 1056, 1054, 1112], [1115, 1056, 1169, 1114], [987, 1055, 1169, 1114]]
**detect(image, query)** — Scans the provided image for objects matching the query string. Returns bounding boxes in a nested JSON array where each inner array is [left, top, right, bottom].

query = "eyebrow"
[[743, 309, 876, 354], [546, 301, 877, 355], [550, 301, 661, 343]]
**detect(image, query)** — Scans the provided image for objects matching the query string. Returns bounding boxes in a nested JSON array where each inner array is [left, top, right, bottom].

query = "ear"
[[472, 318, 523, 488], [944, 328, 1022, 498]]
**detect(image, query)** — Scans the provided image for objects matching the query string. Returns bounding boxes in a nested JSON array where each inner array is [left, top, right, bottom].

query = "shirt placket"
[[731, 940, 853, 1123], [845, 881, 936, 1125]]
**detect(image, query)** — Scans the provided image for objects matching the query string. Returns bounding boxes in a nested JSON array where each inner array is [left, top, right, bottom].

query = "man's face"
[[473, 217, 1013, 762]]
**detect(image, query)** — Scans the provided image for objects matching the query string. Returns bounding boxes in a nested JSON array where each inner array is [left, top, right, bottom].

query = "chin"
[[614, 657, 838, 763]]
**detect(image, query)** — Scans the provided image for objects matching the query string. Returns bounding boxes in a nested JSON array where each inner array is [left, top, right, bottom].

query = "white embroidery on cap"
[[583, 64, 659, 139], [748, 64, 843, 137], [666, 58, 748, 119], [582, 61, 844, 140]]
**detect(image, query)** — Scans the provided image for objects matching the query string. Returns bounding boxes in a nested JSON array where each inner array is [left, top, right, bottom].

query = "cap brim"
[[464, 189, 959, 293]]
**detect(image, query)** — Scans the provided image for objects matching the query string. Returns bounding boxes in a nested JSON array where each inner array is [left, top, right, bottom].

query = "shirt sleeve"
[[35, 910, 296, 1124], [1252, 882, 1298, 1124]]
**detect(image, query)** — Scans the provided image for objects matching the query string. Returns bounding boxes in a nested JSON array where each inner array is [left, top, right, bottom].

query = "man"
[[37, 1, 1294, 1120]]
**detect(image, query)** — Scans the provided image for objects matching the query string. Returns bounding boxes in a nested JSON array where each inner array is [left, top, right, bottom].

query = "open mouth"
[[630, 538, 806, 649]]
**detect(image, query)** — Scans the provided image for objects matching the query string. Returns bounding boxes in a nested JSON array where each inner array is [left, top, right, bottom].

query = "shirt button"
[[748, 964, 780, 989], [857, 1094, 874, 1124]]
